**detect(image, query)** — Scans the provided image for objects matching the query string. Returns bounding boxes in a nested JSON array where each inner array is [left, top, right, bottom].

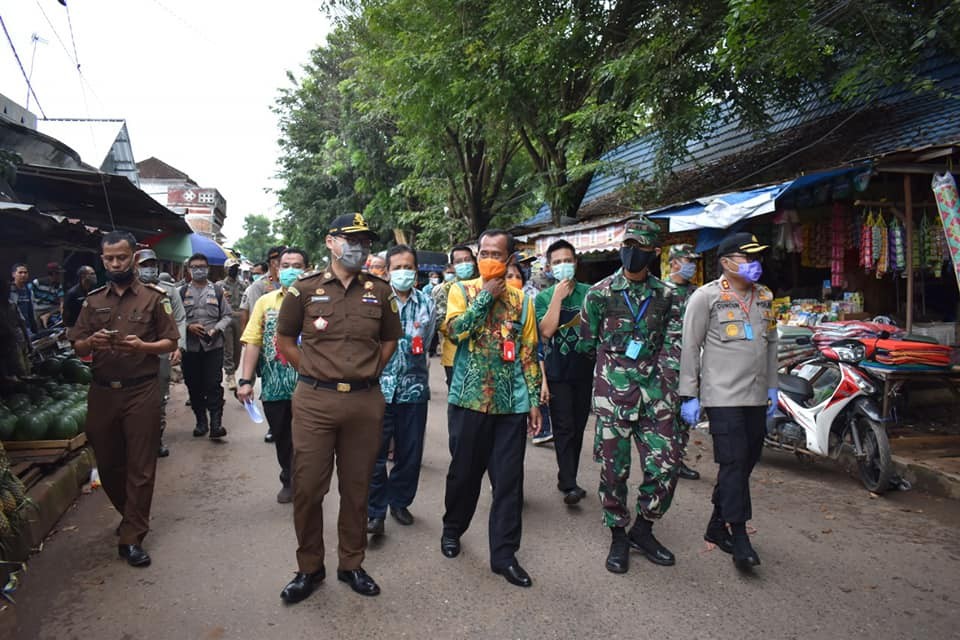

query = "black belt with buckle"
[[93, 374, 156, 390], [298, 375, 378, 393]]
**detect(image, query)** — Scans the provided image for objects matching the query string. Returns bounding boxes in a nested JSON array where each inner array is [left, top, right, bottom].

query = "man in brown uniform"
[[67, 231, 180, 568], [276, 213, 401, 604]]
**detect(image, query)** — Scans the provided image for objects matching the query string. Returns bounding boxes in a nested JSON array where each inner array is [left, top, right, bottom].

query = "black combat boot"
[[605, 527, 630, 574], [628, 517, 676, 566], [192, 409, 208, 437], [208, 405, 227, 439], [704, 505, 733, 554], [730, 522, 760, 569]]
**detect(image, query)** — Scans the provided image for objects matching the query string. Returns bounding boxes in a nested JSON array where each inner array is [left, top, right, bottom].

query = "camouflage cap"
[[622, 216, 661, 247], [668, 244, 700, 261]]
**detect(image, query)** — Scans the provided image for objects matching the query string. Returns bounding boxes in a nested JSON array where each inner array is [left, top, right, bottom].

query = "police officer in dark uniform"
[[275, 213, 401, 604], [67, 231, 181, 567]]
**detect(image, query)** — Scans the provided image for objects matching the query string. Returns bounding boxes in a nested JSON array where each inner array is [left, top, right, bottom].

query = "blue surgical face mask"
[[390, 269, 416, 292], [444, 272, 456, 282], [454, 262, 475, 280], [737, 260, 763, 283], [252, 274, 264, 282], [551, 263, 575, 281], [677, 262, 697, 280], [279, 267, 304, 288]]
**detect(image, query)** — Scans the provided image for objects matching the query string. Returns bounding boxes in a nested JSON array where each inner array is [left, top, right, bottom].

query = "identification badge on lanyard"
[[502, 340, 516, 362], [744, 324, 754, 341], [411, 335, 424, 354], [625, 339, 643, 360]]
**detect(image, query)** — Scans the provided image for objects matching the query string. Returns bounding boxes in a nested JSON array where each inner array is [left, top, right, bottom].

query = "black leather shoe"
[[628, 529, 676, 566], [390, 506, 414, 525], [563, 488, 586, 505], [264, 431, 274, 443], [209, 426, 227, 439], [440, 535, 460, 558], [117, 544, 151, 567], [732, 535, 761, 569], [193, 424, 208, 437], [605, 537, 630, 574], [704, 524, 734, 554], [157, 444, 170, 458], [281, 568, 326, 604], [677, 462, 700, 480], [493, 563, 532, 587], [337, 568, 380, 596], [367, 517, 385, 535]]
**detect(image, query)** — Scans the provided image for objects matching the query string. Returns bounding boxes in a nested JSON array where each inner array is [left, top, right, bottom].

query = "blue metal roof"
[[519, 56, 960, 229]]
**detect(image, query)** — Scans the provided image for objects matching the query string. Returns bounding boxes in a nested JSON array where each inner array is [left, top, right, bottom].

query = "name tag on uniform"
[[206, 296, 218, 305], [625, 339, 643, 360], [310, 296, 330, 303], [361, 296, 380, 304]]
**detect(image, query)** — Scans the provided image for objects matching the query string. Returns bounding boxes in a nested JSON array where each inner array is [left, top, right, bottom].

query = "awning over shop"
[[650, 164, 873, 232], [0, 201, 105, 251], [12, 164, 190, 237], [144, 232, 234, 266], [527, 213, 637, 257]]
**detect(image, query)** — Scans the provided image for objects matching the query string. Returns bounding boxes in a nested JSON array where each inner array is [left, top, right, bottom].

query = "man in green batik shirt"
[[577, 216, 683, 575], [237, 248, 307, 504], [535, 239, 595, 507]]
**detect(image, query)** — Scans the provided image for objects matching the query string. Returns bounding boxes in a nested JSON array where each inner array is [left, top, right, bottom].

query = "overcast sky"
[[1, 0, 331, 244]]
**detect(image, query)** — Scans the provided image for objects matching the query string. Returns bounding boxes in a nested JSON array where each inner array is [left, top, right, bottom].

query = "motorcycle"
[[767, 337, 896, 494]]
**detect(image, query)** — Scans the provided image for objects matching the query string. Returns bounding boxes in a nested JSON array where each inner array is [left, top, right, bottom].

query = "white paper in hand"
[[244, 399, 265, 424]]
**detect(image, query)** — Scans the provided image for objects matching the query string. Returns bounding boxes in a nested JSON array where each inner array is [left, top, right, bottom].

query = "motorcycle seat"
[[778, 373, 814, 402]]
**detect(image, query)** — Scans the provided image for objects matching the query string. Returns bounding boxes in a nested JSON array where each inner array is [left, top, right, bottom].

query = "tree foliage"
[[232, 214, 279, 263], [274, 0, 959, 244]]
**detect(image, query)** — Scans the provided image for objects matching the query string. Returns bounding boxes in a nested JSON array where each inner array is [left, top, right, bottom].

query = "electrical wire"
[[1, 13, 47, 118]]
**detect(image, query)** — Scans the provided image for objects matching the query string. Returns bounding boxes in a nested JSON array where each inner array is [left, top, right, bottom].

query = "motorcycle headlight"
[[835, 344, 866, 363], [849, 369, 876, 394]]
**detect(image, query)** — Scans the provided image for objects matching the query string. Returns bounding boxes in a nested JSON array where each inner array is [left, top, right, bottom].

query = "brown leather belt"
[[298, 375, 378, 393], [93, 374, 155, 390]]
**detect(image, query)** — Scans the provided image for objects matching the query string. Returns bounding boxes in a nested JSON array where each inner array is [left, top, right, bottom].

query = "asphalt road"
[[15, 360, 960, 639]]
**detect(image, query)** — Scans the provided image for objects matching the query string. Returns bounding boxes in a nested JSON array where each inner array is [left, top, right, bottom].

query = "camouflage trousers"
[[594, 414, 682, 528]]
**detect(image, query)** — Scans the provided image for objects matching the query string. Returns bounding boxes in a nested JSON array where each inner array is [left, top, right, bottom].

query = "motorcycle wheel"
[[851, 414, 893, 494]]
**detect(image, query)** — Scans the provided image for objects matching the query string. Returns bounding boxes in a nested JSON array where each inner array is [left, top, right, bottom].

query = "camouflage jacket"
[[577, 269, 682, 422], [668, 281, 696, 372]]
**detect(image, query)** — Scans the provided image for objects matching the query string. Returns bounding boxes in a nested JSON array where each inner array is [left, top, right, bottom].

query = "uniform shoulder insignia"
[[146, 283, 168, 295], [757, 285, 774, 301], [297, 270, 320, 281], [288, 285, 301, 297]]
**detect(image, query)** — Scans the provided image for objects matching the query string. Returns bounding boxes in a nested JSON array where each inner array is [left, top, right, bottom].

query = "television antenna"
[[25, 32, 48, 111]]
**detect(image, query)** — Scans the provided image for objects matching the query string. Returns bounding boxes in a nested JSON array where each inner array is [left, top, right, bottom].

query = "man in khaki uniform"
[[275, 213, 401, 604], [68, 231, 180, 568], [679, 232, 778, 571]]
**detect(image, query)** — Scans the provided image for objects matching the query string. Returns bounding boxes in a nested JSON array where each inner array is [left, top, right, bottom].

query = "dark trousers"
[[291, 384, 384, 572], [181, 348, 224, 413], [705, 406, 767, 523], [442, 406, 527, 570], [548, 379, 593, 491], [86, 379, 161, 545], [263, 399, 293, 488], [368, 402, 428, 518]]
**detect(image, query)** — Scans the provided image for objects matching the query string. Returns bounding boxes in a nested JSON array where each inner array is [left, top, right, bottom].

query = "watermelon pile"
[[0, 356, 90, 442]]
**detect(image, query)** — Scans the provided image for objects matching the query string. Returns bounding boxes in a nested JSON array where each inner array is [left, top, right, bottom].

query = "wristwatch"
[[238, 378, 253, 387]]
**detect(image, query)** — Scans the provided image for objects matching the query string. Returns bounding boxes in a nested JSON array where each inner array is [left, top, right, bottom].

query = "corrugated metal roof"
[[519, 56, 960, 230], [37, 118, 127, 172]]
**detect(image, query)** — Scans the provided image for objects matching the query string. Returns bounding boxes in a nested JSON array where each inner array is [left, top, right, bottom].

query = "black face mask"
[[228, 266, 239, 279], [105, 268, 135, 285], [620, 246, 656, 273]]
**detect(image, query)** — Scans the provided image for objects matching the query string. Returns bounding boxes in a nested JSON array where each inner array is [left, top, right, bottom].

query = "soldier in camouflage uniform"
[[666, 244, 702, 481], [577, 217, 683, 574]]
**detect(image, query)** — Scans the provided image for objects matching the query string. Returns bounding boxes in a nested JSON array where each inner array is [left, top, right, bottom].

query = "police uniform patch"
[[727, 311, 735, 320], [162, 299, 173, 314], [725, 323, 740, 337], [323, 272, 332, 279], [721, 279, 730, 290], [364, 281, 374, 291], [288, 285, 300, 297], [315, 288, 325, 295], [390, 297, 398, 313]]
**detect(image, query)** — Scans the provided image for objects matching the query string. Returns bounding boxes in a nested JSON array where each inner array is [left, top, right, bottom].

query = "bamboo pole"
[[904, 174, 914, 332]]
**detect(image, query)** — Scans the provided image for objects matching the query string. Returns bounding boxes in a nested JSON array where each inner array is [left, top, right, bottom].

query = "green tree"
[[233, 214, 279, 263]]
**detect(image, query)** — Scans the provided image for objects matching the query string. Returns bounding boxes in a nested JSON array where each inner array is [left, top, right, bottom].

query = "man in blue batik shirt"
[[367, 244, 437, 536]]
